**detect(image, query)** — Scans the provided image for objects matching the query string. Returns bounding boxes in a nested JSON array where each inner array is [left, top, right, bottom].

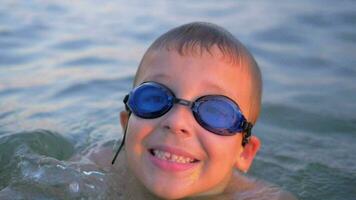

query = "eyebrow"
[[202, 81, 228, 95], [142, 73, 229, 96], [142, 73, 171, 82]]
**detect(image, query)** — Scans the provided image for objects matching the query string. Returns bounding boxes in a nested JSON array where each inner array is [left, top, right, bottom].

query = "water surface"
[[1, 0, 355, 199]]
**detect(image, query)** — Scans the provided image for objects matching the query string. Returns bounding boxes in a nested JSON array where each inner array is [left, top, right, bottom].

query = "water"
[[1, 0, 356, 199]]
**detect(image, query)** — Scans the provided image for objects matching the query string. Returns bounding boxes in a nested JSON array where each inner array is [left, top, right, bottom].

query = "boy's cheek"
[[125, 117, 157, 150], [202, 133, 242, 158]]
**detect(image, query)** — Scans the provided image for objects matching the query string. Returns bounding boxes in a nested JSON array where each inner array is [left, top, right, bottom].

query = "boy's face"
[[121, 48, 258, 199]]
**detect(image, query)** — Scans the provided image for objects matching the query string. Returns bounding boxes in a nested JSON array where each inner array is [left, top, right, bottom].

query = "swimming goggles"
[[126, 81, 252, 137], [111, 81, 253, 164]]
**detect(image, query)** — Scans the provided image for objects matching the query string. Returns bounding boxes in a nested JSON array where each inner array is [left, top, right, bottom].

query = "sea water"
[[1, 0, 356, 199]]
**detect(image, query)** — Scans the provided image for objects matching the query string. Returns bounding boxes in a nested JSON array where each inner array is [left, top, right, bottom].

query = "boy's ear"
[[120, 111, 129, 131], [235, 135, 261, 173]]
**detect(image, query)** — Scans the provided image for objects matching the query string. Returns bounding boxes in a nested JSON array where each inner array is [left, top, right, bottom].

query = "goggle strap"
[[111, 129, 126, 165], [123, 94, 130, 111], [112, 96, 131, 165]]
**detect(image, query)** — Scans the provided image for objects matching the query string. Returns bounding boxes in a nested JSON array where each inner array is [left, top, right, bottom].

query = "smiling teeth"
[[152, 149, 195, 164]]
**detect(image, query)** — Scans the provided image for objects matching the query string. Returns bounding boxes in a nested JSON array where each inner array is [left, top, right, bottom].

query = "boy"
[[90, 22, 296, 199]]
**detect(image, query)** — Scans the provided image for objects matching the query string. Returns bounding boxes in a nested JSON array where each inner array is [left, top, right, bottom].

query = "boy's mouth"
[[149, 148, 200, 164]]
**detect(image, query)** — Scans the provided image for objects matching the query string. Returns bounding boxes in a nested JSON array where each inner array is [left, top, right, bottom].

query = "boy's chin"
[[148, 185, 221, 200], [143, 178, 199, 199], [151, 190, 188, 200], [143, 178, 225, 200]]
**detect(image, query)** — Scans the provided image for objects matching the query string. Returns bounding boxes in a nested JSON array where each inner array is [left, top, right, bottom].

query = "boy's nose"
[[160, 103, 194, 137]]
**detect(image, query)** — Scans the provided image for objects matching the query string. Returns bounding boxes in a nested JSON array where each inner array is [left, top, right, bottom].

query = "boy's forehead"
[[135, 49, 254, 101], [141, 73, 229, 95], [135, 48, 248, 85], [145, 46, 227, 64]]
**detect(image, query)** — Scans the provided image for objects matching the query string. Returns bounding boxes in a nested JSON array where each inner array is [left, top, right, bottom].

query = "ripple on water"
[[50, 76, 132, 99], [51, 38, 95, 51], [0, 157, 109, 199], [261, 103, 356, 136], [336, 31, 356, 43], [253, 153, 356, 200], [60, 56, 118, 67], [337, 10, 356, 26], [0, 130, 71, 189], [252, 26, 306, 44], [0, 52, 41, 66], [0, 130, 113, 199], [297, 13, 334, 28], [291, 163, 356, 200], [0, 111, 16, 121], [0, 24, 48, 66]]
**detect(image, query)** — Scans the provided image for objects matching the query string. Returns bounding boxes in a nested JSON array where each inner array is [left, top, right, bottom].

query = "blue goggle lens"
[[128, 82, 173, 118], [195, 96, 244, 135], [198, 98, 236, 128]]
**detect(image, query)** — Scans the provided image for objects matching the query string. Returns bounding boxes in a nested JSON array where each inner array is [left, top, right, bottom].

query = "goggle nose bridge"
[[174, 98, 194, 108]]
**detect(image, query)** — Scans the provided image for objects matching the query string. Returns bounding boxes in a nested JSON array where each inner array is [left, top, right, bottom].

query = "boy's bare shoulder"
[[184, 172, 298, 200], [70, 140, 117, 172], [223, 172, 298, 200]]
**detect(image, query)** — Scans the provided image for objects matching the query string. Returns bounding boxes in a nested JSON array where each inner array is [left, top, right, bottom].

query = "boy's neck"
[[112, 150, 157, 199]]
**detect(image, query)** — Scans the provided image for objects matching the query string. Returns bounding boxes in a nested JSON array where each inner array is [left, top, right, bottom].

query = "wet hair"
[[133, 22, 262, 124]]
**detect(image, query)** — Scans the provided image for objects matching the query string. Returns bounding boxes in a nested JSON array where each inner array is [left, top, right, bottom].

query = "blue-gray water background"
[[0, 0, 355, 199]]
